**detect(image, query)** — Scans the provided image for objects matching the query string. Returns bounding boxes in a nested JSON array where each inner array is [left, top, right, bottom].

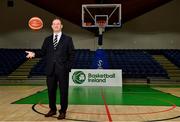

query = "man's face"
[[51, 19, 63, 33]]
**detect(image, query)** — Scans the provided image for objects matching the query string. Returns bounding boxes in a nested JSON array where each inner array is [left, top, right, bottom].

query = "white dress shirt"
[[53, 32, 62, 44]]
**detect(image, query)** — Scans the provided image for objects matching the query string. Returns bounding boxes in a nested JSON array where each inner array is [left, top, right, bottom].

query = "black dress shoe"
[[44, 110, 56, 117], [57, 112, 66, 120]]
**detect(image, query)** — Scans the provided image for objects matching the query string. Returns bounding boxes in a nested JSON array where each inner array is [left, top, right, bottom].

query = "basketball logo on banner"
[[28, 17, 43, 30], [72, 71, 86, 84]]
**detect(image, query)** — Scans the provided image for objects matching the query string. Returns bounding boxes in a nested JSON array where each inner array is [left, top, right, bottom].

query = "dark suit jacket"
[[36, 33, 74, 77]]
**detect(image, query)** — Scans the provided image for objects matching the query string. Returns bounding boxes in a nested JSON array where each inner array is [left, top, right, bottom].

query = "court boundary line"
[[33, 104, 180, 121], [101, 87, 112, 122]]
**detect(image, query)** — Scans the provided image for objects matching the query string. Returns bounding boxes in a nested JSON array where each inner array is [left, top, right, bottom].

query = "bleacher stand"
[[0, 49, 26, 76]]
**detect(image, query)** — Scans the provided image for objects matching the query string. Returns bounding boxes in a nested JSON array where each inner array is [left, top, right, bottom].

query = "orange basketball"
[[28, 17, 43, 30]]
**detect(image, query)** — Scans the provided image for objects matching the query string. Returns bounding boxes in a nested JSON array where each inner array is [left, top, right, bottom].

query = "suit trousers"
[[46, 63, 69, 113]]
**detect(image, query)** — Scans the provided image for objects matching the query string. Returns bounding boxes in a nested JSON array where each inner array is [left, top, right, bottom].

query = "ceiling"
[[25, 0, 173, 33]]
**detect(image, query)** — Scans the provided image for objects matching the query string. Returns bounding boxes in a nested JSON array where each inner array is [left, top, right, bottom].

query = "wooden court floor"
[[0, 85, 180, 122]]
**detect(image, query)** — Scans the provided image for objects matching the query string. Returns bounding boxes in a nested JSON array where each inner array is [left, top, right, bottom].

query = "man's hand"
[[25, 51, 35, 59]]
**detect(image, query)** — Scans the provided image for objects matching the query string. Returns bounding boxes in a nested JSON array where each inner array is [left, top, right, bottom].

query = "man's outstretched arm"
[[25, 38, 47, 59]]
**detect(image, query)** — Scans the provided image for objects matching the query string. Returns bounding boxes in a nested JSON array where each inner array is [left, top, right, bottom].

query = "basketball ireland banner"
[[69, 69, 122, 86]]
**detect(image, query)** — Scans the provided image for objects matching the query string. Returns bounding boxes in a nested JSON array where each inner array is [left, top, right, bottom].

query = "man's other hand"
[[25, 51, 35, 59]]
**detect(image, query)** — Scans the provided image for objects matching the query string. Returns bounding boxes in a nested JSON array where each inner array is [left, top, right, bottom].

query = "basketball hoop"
[[82, 4, 121, 48], [82, 4, 121, 28]]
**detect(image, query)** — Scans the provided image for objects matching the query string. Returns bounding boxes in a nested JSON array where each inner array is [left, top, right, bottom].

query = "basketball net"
[[97, 20, 106, 35]]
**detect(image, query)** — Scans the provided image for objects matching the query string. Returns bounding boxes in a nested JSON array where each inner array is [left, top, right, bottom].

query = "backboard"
[[82, 4, 121, 28]]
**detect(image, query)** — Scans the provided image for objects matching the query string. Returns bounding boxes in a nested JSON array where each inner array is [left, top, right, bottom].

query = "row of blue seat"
[[0, 49, 26, 75], [0, 49, 179, 79], [107, 50, 168, 78], [164, 50, 180, 68], [30, 50, 94, 76]]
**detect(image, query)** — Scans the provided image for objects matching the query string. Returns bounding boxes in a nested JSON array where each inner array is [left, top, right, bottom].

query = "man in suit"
[[26, 18, 74, 120]]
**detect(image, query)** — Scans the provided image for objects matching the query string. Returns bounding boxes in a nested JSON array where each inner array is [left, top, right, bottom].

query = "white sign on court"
[[69, 69, 122, 86]]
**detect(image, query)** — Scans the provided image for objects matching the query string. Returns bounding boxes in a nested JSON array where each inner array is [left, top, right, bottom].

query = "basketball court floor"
[[0, 83, 180, 122]]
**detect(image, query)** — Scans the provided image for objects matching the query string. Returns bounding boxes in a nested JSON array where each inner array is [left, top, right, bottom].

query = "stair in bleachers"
[[7, 58, 40, 80], [163, 50, 180, 68], [153, 55, 180, 82]]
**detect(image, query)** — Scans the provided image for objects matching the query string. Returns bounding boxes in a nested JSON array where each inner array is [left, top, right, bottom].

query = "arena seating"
[[29, 49, 94, 76], [29, 58, 46, 76], [0, 48, 169, 78], [0, 49, 26, 76], [106, 49, 168, 78], [163, 49, 180, 68]]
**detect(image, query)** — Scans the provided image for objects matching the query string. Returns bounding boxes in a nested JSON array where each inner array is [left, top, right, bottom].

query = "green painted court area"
[[14, 85, 180, 106]]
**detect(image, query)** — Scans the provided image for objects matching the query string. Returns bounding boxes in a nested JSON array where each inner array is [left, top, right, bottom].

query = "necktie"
[[53, 34, 58, 49]]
